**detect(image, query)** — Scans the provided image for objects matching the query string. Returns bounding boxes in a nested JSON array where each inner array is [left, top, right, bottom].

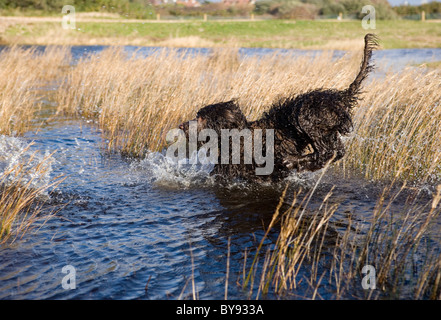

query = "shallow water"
[[0, 120, 437, 300], [0, 121, 289, 299], [0, 46, 440, 300]]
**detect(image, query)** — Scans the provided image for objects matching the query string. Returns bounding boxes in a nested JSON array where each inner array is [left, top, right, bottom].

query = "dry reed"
[[342, 67, 441, 183], [0, 46, 67, 243], [0, 46, 69, 135], [0, 143, 64, 244], [241, 179, 441, 299]]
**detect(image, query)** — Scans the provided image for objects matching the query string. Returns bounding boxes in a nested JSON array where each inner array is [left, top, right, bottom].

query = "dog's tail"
[[346, 33, 378, 96]]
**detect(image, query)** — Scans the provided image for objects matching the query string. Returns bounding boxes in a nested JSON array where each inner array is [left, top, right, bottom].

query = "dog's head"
[[179, 100, 248, 137]]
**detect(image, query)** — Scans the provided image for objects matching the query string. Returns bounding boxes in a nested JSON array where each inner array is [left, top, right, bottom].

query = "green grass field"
[[2, 17, 441, 49]]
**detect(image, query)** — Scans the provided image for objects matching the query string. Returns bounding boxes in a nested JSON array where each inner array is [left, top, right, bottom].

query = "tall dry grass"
[[343, 68, 441, 183], [54, 46, 441, 182], [0, 45, 69, 135], [0, 144, 63, 244], [0, 46, 67, 243], [242, 175, 441, 299]]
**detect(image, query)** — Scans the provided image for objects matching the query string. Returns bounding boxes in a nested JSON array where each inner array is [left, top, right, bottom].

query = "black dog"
[[179, 34, 378, 182], [178, 100, 257, 180]]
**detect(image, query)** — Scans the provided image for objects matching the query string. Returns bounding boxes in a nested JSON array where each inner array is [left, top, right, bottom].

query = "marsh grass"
[[0, 46, 67, 243], [0, 45, 69, 135], [241, 178, 441, 299], [0, 144, 64, 244], [342, 67, 441, 183], [417, 61, 441, 69]]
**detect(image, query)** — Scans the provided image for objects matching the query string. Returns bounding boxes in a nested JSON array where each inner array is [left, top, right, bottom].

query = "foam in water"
[[129, 145, 320, 190], [130, 148, 215, 188], [286, 170, 319, 188], [0, 135, 55, 192]]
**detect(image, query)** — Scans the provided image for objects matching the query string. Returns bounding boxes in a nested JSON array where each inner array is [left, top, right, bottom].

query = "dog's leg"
[[283, 133, 344, 172]]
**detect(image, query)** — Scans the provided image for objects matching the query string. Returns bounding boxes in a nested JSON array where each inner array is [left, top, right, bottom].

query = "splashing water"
[[130, 148, 216, 188], [0, 135, 55, 191], [128, 145, 320, 192]]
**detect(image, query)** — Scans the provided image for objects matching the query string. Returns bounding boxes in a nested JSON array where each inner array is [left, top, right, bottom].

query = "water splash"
[[0, 135, 55, 191], [286, 170, 320, 189], [130, 148, 215, 188], [129, 146, 320, 191]]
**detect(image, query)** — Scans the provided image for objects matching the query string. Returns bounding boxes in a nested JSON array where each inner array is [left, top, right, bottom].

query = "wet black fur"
[[179, 34, 378, 182]]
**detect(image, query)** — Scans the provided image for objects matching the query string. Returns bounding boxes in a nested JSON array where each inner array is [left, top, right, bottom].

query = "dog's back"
[[251, 33, 378, 174]]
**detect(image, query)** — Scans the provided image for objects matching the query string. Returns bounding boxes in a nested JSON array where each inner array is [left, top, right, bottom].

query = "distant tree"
[[0, 0, 156, 17], [393, 1, 441, 18], [319, 0, 346, 16], [253, 0, 397, 19], [254, 0, 273, 14], [262, 0, 319, 19], [421, 1, 441, 13], [339, 0, 397, 19]]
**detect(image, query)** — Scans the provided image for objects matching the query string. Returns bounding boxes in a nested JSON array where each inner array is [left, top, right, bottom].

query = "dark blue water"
[[1, 119, 436, 299], [0, 46, 440, 300], [0, 121, 287, 299]]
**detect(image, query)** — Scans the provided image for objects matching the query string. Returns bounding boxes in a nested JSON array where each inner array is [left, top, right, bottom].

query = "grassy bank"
[[1, 17, 441, 49]]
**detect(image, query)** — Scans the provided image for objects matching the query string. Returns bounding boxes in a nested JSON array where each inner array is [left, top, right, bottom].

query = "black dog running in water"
[[179, 34, 378, 182]]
